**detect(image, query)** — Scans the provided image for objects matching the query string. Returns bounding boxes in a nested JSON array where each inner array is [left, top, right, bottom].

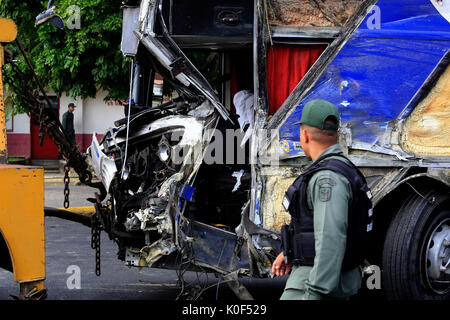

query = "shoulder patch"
[[319, 186, 332, 202], [317, 177, 336, 187], [317, 176, 336, 202]]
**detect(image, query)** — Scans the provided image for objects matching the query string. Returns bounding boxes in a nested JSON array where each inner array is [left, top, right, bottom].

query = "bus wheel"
[[382, 188, 450, 300]]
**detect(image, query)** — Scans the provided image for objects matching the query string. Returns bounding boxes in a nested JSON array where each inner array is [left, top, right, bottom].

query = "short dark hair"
[[302, 117, 338, 145]]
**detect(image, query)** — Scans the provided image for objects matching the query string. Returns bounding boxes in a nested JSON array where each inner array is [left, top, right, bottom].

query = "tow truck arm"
[[0, 17, 47, 300]]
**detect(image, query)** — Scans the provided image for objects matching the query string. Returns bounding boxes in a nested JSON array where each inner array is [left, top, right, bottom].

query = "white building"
[[6, 72, 164, 160], [7, 90, 127, 160]]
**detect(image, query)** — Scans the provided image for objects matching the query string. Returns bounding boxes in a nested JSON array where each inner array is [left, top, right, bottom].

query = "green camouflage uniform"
[[280, 144, 362, 300]]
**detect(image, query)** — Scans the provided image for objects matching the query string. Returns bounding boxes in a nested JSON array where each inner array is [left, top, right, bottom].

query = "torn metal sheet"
[[260, 166, 303, 232], [180, 220, 251, 274], [233, 90, 254, 147], [187, 100, 214, 118], [400, 65, 450, 156], [121, 6, 140, 57], [359, 167, 409, 205], [125, 239, 177, 267], [431, 0, 450, 23], [134, 0, 231, 121], [141, 238, 177, 266], [87, 134, 118, 192], [427, 167, 450, 186], [232, 169, 245, 193], [275, 0, 450, 160]]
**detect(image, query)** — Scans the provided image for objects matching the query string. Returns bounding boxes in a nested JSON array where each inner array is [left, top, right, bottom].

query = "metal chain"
[[95, 225, 101, 276], [4, 41, 108, 276], [90, 218, 101, 276], [63, 164, 70, 209], [3, 44, 105, 196], [90, 222, 97, 250]]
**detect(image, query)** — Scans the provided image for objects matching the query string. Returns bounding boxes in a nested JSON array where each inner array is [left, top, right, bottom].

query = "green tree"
[[0, 0, 130, 114]]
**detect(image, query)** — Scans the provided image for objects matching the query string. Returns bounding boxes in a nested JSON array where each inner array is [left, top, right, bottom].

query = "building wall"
[[83, 90, 124, 132], [7, 90, 124, 159], [81, 90, 124, 151], [57, 90, 124, 152], [6, 113, 31, 158]]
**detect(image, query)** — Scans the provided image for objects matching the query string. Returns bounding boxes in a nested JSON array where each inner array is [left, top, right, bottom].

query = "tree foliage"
[[0, 0, 130, 114]]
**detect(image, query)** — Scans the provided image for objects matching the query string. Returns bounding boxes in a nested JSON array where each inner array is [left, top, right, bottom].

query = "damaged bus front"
[[85, 0, 450, 300], [87, 0, 258, 289]]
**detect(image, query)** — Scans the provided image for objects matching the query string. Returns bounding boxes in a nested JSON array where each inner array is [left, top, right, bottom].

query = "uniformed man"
[[62, 102, 76, 146], [271, 99, 363, 300]]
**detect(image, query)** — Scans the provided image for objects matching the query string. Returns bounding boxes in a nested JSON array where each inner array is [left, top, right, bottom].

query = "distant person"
[[62, 102, 76, 147]]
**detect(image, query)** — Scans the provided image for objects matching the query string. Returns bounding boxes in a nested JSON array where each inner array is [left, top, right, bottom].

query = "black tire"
[[382, 187, 450, 300]]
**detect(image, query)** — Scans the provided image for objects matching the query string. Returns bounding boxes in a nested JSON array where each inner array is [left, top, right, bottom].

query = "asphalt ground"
[[0, 176, 437, 320], [0, 175, 287, 301]]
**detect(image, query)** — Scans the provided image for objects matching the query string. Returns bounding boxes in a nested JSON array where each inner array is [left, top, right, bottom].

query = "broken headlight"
[[157, 136, 171, 163]]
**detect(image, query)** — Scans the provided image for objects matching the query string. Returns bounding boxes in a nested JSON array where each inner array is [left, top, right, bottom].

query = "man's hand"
[[271, 252, 292, 277]]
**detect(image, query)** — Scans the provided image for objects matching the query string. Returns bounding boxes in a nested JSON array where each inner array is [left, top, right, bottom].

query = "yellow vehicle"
[[0, 18, 47, 300]]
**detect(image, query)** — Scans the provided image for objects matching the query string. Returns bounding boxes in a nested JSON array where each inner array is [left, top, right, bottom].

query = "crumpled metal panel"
[[121, 6, 140, 57], [87, 134, 117, 192], [278, 0, 450, 158], [134, 0, 231, 121], [180, 221, 250, 274], [400, 65, 450, 156]]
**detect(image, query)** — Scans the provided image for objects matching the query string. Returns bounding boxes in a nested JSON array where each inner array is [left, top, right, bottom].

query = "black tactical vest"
[[282, 152, 373, 271]]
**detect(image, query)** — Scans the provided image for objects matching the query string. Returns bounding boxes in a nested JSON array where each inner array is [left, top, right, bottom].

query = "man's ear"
[[301, 127, 309, 144]]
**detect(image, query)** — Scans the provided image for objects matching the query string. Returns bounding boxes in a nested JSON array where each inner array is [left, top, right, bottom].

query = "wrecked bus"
[[68, 0, 450, 300]]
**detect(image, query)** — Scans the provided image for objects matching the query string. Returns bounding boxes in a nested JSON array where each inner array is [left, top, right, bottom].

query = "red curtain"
[[267, 45, 325, 115], [230, 51, 253, 115]]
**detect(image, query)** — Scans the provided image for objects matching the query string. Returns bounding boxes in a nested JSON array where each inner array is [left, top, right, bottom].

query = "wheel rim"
[[424, 217, 450, 295]]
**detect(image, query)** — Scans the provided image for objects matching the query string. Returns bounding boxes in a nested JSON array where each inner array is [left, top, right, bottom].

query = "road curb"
[[45, 177, 75, 182], [45, 177, 100, 183]]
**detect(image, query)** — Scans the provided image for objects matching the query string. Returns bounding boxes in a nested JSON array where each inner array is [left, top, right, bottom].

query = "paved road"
[[0, 179, 287, 300]]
